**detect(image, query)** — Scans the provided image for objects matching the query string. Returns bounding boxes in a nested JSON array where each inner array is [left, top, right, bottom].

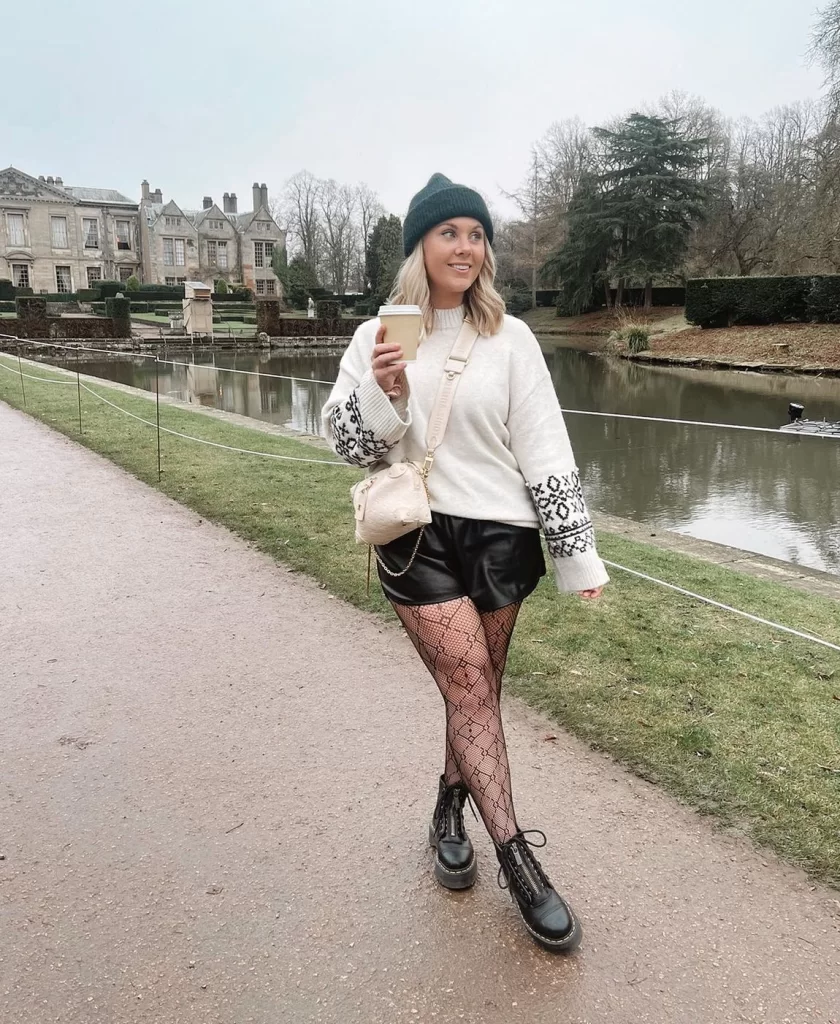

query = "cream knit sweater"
[[321, 306, 609, 593]]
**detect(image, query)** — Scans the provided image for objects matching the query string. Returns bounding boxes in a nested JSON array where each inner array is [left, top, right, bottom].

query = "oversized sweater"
[[321, 306, 609, 594]]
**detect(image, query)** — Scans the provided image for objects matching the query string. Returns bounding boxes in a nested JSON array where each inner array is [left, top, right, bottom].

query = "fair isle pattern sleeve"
[[329, 387, 396, 468], [506, 321, 609, 594], [527, 471, 597, 559], [321, 322, 411, 469]]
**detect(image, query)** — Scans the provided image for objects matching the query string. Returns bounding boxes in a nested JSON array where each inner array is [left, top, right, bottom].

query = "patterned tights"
[[392, 597, 522, 846]]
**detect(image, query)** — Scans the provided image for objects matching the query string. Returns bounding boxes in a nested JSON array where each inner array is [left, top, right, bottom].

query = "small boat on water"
[[779, 403, 840, 437]]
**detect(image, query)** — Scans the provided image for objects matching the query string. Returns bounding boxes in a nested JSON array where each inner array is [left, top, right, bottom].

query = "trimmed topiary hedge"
[[316, 299, 341, 320], [15, 297, 50, 338], [0, 279, 14, 301], [685, 275, 840, 328], [96, 281, 127, 299], [0, 301, 16, 313], [105, 296, 131, 338], [804, 276, 840, 324]]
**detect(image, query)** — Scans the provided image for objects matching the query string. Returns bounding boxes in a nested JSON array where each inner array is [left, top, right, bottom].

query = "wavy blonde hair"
[[388, 239, 507, 337]]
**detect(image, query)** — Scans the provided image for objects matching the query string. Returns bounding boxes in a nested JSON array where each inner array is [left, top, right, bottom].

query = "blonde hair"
[[388, 240, 507, 337]]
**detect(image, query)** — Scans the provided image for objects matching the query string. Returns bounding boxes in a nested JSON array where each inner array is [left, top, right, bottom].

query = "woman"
[[322, 173, 608, 953]]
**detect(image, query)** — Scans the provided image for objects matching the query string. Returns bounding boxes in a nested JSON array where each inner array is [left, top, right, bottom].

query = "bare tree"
[[809, 1, 840, 117], [500, 147, 557, 307], [354, 183, 385, 292], [537, 117, 594, 213], [319, 180, 358, 295], [282, 170, 323, 269]]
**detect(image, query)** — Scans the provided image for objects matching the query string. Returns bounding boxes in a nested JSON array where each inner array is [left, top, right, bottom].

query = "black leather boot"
[[428, 776, 477, 890], [495, 831, 581, 952]]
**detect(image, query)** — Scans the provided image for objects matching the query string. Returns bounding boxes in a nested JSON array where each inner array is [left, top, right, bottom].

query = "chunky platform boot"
[[495, 831, 581, 952], [428, 776, 477, 890]]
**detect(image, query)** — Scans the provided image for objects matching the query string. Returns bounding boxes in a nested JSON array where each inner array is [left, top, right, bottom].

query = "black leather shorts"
[[376, 512, 546, 612]]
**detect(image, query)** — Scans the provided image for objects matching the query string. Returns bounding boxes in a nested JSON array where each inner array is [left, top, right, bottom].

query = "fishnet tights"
[[392, 597, 522, 845]]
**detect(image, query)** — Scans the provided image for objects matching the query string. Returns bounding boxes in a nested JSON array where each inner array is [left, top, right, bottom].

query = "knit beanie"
[[402, 173, 494, 256]]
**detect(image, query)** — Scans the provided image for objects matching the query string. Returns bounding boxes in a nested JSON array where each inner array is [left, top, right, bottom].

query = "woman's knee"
[[444, 662, 497, 707]]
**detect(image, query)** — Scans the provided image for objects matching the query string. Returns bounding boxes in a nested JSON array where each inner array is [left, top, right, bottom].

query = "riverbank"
[[523, 307, 840, 374], [2, 355, 839, 886]]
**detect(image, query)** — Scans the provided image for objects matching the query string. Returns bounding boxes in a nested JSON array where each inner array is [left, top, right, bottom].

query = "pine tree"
[[594, 113, 710, 307]]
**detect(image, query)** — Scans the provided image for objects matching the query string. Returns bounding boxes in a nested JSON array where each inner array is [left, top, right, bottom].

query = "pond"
[[42, 338, 840, 576]]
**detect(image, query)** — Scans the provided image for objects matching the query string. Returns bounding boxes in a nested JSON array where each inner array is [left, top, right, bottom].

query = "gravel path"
[[2, 402, 838, 1024]]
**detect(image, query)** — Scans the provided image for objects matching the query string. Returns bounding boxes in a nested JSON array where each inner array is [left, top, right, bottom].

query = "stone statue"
[[307, 296, 315, 319]]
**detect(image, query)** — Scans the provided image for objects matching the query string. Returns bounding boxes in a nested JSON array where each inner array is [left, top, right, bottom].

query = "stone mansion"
[[0, 166, 286, 295]]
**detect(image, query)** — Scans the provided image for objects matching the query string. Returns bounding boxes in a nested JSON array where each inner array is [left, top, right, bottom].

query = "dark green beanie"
[[402, 173, 494, 256]]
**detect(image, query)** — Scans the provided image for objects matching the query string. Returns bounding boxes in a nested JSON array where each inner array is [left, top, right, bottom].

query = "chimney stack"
[[229, 192, 237, 214], [153, 188, 162, 203], [252, 182, 262, 212], [203, 196, 213, 210], [223, 192, 238, 214], [141, 180, 150, 201], [260, 183, 268, 210]]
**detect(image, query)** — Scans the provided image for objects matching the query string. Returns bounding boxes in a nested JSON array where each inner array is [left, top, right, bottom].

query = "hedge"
[[316, 299, 341, 320], [96, 281, 127, 299], [0, 300, 16, 313], [0, 279, 14, 301], [14, 297, 50, 338], [685, 276, 836, 328], [536, 287, 687, 308], [804, 276, 840, 324]]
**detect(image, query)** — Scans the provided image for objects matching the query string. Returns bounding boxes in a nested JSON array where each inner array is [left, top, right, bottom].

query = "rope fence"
[[1, 346, 838, 656]]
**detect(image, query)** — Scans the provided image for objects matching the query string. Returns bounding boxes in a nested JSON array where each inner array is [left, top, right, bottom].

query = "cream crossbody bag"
[[350, 319, 479, 577]]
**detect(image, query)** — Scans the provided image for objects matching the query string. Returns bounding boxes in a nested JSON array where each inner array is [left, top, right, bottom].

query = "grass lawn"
[[2, 355, 839, 885]]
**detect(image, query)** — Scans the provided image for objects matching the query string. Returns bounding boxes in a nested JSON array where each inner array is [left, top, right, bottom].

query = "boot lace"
[[496, 830, 550, 904]]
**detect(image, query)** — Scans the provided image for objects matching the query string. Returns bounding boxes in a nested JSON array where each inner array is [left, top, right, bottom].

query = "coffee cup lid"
[[378, 304, 422, 317]]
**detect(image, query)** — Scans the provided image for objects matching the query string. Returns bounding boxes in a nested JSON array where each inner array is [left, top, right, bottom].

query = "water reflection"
[[43, 341, 840, 575]]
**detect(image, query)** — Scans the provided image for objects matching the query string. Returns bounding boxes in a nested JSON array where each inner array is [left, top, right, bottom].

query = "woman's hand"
[[577, 587, 604, 600], [372, 325, 407, 398]]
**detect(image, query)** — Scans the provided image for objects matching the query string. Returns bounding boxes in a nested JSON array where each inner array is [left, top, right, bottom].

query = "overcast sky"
[[3, 0, 829, 221]]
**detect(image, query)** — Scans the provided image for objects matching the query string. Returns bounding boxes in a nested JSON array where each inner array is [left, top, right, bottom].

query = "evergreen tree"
[[365, 214, 403, 306], [541, 173, 616, 315], [594, 113, 710, 307], [285, 256, 320, 310], [270, 246, 290, 303], [542, 113, 710, 310]]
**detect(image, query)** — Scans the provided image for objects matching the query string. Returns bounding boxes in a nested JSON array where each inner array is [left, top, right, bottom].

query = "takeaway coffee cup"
[[378, 304, 423, 361]]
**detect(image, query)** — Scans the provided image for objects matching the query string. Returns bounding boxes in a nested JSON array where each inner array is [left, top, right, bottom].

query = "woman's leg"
[[435, 602, 521, 784], [479, 601, 522, 699], [391, 596, 520, 845]]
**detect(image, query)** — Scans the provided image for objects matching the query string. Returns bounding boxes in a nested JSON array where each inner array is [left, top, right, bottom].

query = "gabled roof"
[[184, 204, 234, 230], [236, 206, 283, 234], [62, 185, 136, 206], [150, 200, 198, 234], [0, 166, 80, 203]]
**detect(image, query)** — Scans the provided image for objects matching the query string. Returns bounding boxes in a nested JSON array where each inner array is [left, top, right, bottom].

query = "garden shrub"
[[316, 299, 341, 320]]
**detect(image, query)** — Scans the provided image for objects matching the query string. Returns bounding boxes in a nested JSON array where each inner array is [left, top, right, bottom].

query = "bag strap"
[[421, 318, 479, 478]]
